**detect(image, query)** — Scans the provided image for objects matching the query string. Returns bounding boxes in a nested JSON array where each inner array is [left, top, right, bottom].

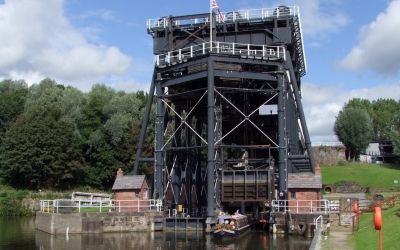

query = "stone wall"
[[313, 146, 346, 165], [36, 211, 163, 234]]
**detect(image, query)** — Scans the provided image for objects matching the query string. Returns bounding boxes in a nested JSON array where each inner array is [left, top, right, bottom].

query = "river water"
[[0, 217, 311, 250]]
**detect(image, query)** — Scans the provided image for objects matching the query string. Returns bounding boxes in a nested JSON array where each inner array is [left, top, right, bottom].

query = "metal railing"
[[155, 41, 286, 67], [271, 199, 331, 214], [314, 215, 324, 230], [40, 199, 163, 213], [147, 6, 300, 29]]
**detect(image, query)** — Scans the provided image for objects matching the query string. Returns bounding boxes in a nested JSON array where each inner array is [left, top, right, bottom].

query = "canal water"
[[0, 217, 311, 250]]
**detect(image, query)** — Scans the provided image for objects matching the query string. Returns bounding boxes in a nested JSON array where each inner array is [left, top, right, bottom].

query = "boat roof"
[[221, 213, 247, 220]]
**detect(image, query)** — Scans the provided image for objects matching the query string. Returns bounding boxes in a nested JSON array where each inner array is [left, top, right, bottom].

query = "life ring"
[[374, 207, 382, 230], [353, 202, 359, 214]]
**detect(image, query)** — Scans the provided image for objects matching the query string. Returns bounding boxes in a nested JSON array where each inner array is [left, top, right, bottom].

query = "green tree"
[[370, 99, 400, 141], [334, 107, 374, 161], [0, 80, 28, 142], [0, 79, 85, 189], [392, 113, 400, 155]]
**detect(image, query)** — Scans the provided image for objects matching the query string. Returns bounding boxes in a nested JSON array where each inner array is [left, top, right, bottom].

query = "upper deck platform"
[[147, 6, 307, 76], [147, 6, 299, 30]]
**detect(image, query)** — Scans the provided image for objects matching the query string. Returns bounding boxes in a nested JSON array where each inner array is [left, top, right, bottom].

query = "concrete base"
[[36, 211, 163, 234], [164, 217, 205, 231]]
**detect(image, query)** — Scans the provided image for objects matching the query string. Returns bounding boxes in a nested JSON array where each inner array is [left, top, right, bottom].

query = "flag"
[[210, 0, 224, 22]]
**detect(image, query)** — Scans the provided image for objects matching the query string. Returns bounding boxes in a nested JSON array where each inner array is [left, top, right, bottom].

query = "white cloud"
[[79, 9, 119, 22], [296, 0, 348, 37], [269, 0, 348, 38], [340, 0, 400, 75], [302, 82, 400, 144], [0, 0, 132, 87]]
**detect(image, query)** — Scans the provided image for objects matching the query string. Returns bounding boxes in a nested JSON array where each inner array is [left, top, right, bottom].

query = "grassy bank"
[[0, 184, 107, 216], [351, 206, 400, 250], [321, 163, 400, 190]]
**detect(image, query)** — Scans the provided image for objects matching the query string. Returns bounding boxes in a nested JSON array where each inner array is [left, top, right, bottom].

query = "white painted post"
[[99, 201, 102, 212], [203, 43, 206, 54], [263, 45, 266, 57], [118, 201, 121, 212], [190, 46, 193, 57], [167, 52, 171, 64], [247, 44, 250, 56], [178, 49, 182, 61], [137, 200, 140, 212], [297, 200, 299, 213], [283, 47, 286, 61], [78, 201, 80, 213], [217, 42, 220, 53], [310, 201, 313, 213], [156, 55, 160, 66], [277, 46, 280, 58], [232, 43, 235, 55]]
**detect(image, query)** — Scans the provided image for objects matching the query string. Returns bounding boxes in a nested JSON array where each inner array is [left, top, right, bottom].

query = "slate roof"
[[112, 175, 146, 190], [287, 174, 322, 189]]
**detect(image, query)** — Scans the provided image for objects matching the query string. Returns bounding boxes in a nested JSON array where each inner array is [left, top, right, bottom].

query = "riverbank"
[[0, 185, 108, 216], [351, 205, 400, 250]]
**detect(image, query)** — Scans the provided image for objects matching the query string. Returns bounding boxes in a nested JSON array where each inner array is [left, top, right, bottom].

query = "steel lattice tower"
[[134, 6, 316, 220]]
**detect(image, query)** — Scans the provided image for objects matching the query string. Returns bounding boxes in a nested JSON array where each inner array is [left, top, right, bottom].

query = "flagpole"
[[210, 0, 213, 51]]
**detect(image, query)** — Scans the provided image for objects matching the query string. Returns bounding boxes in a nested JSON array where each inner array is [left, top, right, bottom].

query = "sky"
[[1, 0, 400, 144]]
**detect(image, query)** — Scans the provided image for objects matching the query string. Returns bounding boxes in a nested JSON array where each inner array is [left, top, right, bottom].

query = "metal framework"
[[134, 5, 316, 220]]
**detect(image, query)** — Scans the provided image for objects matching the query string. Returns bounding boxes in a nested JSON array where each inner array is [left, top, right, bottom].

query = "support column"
[[154, 82, 164, 199], [285, 52, 316, 172], [277, 68, 287, 198], [133, 69, 156, 174], [207, 57, 215, 218]]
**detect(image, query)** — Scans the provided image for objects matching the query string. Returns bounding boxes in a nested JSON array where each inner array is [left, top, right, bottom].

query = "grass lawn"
[[351, 206, 400, 250], [321, 163, 400, 190]]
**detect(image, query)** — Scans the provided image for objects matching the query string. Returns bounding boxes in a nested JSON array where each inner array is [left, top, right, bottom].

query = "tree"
[[0, 79, 85, 189], [392, 113, 400, 155], [334, 107, 374, 161], [370, 99, 400, 141], [0, 80, 28, 142]]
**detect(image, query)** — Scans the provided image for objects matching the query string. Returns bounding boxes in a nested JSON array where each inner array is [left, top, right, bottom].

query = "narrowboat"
[[214, 212, 250, 238]]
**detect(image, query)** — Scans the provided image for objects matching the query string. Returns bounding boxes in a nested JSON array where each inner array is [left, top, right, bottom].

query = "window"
[[291, 192, 296, 199]]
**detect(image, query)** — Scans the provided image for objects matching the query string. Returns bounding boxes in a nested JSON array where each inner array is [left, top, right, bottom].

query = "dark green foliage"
[[0, 102, 85, 189], [0, 79, 154, 190], [393, 114, 400, 155], [334, 107, 374, 160], [0, 80, 28, 142], [336, 98, 400, 159], [0, 192, 32, 216], [344, 98, 400, 142]]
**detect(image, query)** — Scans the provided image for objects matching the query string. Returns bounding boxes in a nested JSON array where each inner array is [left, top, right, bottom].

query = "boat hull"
[[214, 225, 250, 238]]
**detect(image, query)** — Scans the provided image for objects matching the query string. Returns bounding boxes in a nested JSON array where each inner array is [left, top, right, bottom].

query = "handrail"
[[40, 199, 163, 213], [147, 6, 300, 29], [155, 41, 286, 67], [314, 215, 323, 230], [271, 199, 331, 214]]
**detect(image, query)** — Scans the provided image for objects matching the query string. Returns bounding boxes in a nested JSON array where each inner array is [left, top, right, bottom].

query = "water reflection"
[[35, 230, 310, 250], [0, 218, 310, 250]]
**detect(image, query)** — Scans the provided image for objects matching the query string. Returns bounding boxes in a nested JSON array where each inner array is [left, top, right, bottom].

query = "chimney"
[[117, 168, 124, 177], [315, 162, 321, 176]]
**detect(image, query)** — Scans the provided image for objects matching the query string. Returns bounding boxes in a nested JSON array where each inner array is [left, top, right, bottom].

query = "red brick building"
[[112, 168, 149, 211], [287, 173, 322, 213]]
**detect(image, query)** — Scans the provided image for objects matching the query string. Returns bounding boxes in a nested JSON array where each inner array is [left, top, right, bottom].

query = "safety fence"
[[155, 41, 286, 67], [40, 199, 163, 213], [147, 6, 300, 29], [271, 199, 339, 214]]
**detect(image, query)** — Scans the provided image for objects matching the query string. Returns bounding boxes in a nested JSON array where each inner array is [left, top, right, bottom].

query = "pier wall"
[[36, 211, 163, 234]]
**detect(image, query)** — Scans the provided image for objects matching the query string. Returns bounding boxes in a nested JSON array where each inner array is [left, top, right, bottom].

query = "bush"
[[0, 193, 33, 216]]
